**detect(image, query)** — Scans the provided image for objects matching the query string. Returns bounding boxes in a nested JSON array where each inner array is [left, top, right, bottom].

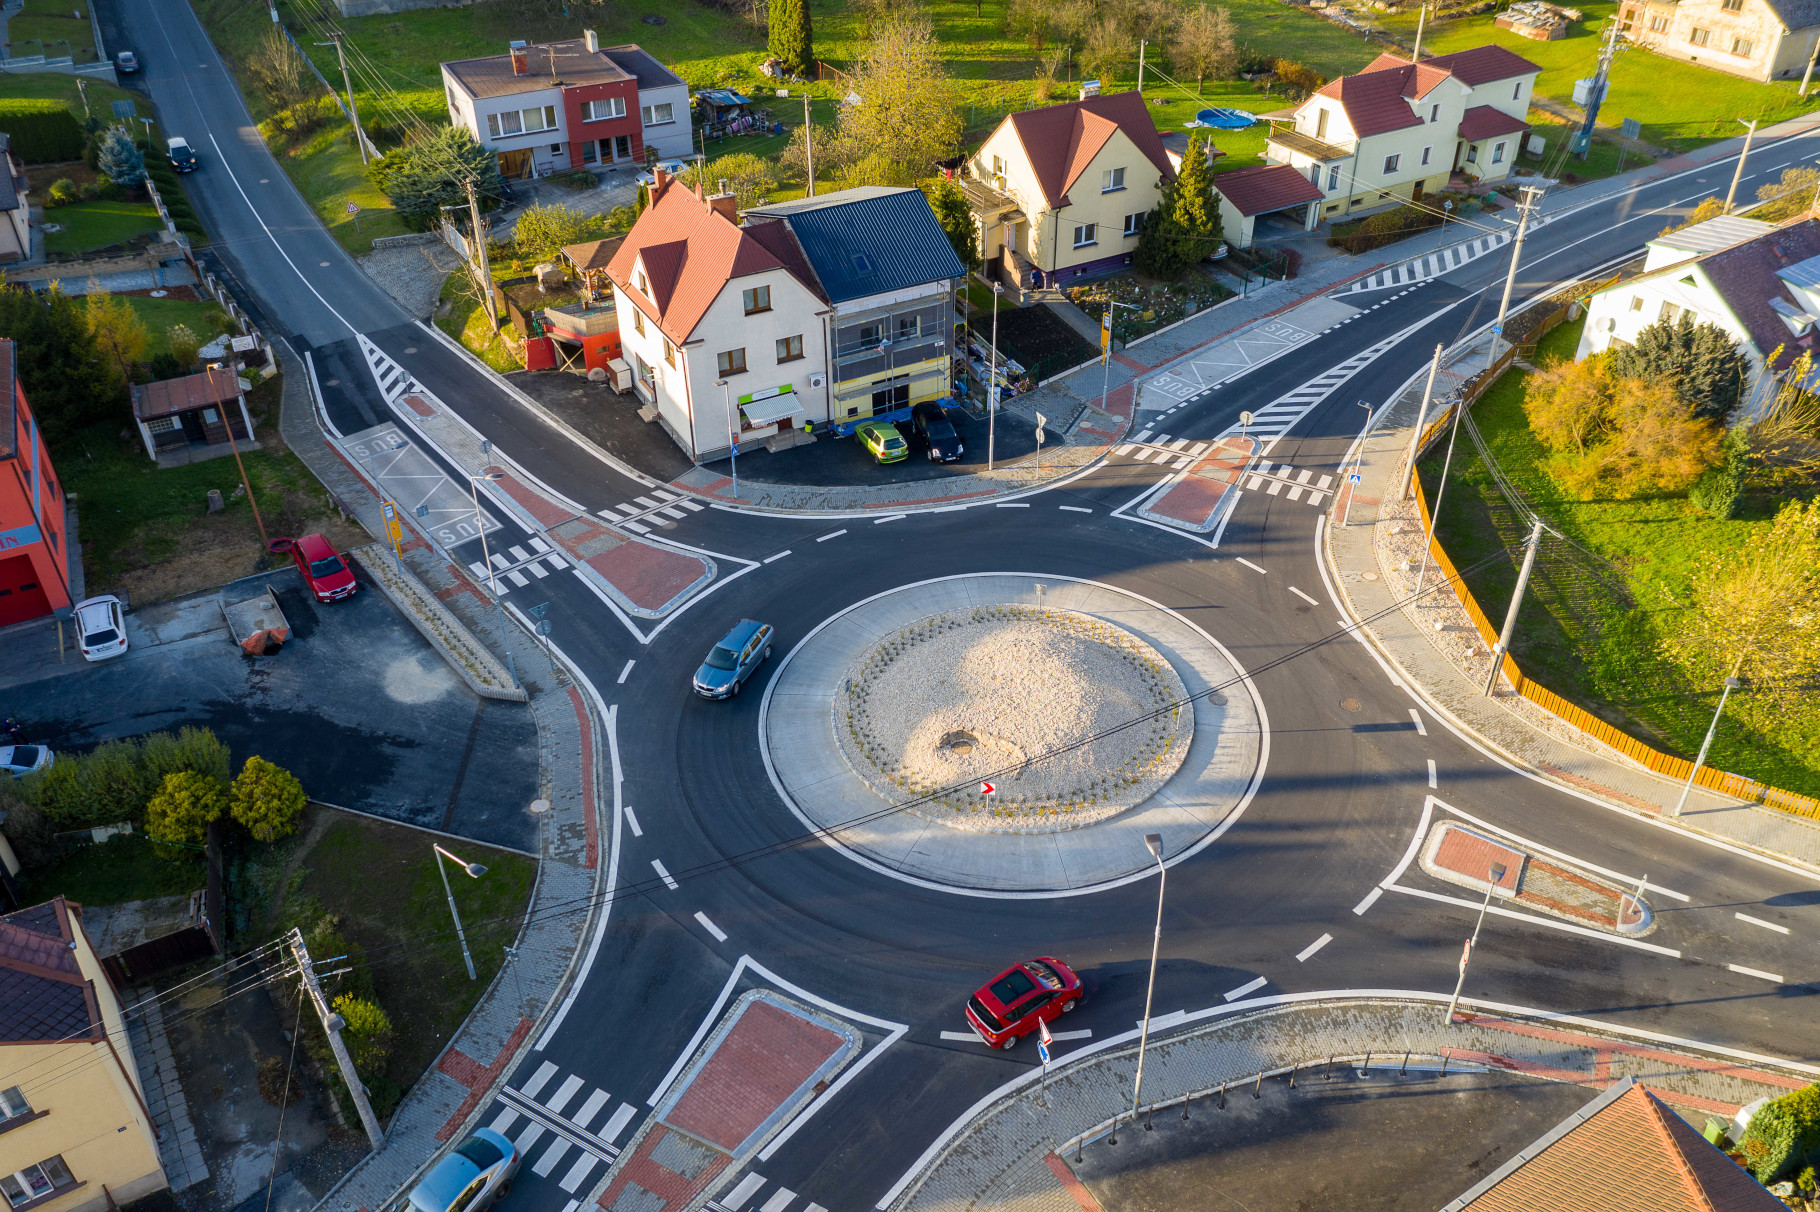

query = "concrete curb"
[[349, 544, 526, 701]]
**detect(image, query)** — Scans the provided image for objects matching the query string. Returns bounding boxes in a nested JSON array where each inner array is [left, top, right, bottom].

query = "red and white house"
[[0, 339, 73, 627], [441, 32, 693, 179]]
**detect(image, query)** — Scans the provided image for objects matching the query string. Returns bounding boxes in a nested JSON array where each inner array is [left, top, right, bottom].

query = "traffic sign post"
[[730, 432, 739, 499], [1034, 411, 1047, 472], [1037, 1020, 1053, 1107], [979, 781, 996, 796], [381, 500, 403, 570]]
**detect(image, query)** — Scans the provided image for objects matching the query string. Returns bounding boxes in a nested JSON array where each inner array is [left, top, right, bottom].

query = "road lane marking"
[[1051, 1029, 1092, 1040], [764, 550, 792, 563], [817, 529, 847, 541], [874, 514, 906, 523], [1289, 586, 1319, 605], [1353, 887, 1383, 915], [1728, 963, 1784, 983], [1059, 505, 1093, 513], [1736, 913, 1790, 935], [1296, 934, 1333, 962], [623, 807, 642, 837], [694, 910, 728, 941], [1427, 759, 1437, 789], [940, 1031, 978, 1041], [761, 1189, 796, 1212], [1236, 558, 1266, 574], [997, 502, 1029, 508], [617, 660, 635, 684], [1224, 976, 1268, 1001], [725, 1174, 767, 1210], [651, 860, 677, 890], [1408, 708, 1427, 736]]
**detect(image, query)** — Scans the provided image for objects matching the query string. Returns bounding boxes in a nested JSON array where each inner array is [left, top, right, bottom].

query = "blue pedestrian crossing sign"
[[1037, 1019, 1053, 1064], [1037, 1037, 1051, 1064]]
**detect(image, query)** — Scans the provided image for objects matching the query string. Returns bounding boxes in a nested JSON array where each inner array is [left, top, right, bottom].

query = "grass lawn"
[[435, 270, 519, 374], [0, 70, 141, 120], [1420, 317, 1820, 799], [42, 199, 162, 256], [22, 833, 206, 907], [7, 0, 99, 63], [123, 296, 236, 357]]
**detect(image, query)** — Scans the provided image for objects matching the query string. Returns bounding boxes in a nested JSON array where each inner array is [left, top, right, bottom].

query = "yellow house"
[[0, 898, 167, 1212], [1265, 46, 1541, 225], [964, 92, 1178, 289]]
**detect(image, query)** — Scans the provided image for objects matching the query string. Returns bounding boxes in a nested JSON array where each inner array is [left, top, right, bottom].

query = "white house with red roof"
[[1264, 46, 1540, 224], [962, 92, 1177, 288]]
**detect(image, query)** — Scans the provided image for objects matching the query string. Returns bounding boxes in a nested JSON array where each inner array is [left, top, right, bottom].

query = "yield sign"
[[980, 781, 996, 795]]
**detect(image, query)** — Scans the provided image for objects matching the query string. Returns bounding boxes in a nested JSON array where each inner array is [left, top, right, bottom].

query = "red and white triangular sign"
[[1039, 1018, 1052, 1045], [980, 781, 996, 795]]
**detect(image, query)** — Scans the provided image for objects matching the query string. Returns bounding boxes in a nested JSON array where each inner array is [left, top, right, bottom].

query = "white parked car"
[[635, 158, 695, 186], [0, 745, 53, 778], [73, 595, 129, 661]]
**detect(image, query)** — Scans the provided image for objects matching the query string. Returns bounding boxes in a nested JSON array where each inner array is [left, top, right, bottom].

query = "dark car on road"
[[912, 402, 964, 462], [166, 137, 197, 173], [693, 619, 774, 699], [115, 50, 139, 73], [964, 956, 1082, 1049]]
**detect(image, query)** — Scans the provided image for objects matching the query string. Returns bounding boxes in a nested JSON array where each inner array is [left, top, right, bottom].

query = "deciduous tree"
[[511, 202, 604, 263], [84, 290, 148, 380], [1753, 165, 1820, 222], [680, 153, 779, 208], [1077, 16, 1129, 85], [332, 994, 395, 1076], [1523, 353, 1614, 456], [822, 17, 962, 187], [1172, 4, 1237, 92], [1005, 0, 1053, 51], [0, 284, 124, 444], [923, 176, 980, 272], [146, 771, 226, 859], [243, 26, 315, 116], [230, 755, 306, 843], [1660, 196, 1724, 235]]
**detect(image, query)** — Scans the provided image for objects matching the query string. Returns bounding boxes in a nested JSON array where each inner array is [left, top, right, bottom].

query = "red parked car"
[[287, 534, 357, 603], [964, 957, 1082, 1049]]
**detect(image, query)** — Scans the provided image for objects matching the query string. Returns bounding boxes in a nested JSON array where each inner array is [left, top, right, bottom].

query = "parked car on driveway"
[[115, 50, 139, 73], [166, 137, 197, 172], [284, 534, 358, 603], [73, 595, 128, 662], [855, 420, 909, 464], [964, 957, 1082, 1049], [693, 619, 773, 699], [406, 1129, 519, 1212], [912, 402, 963, 462], [0, 745, 53, 778], [635, 158, 693, 186]]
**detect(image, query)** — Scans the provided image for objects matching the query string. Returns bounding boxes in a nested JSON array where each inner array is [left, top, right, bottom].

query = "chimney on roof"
[[509, 40, 529, 75], [652, 164, 671, 199], [708, 192, 739, 223], [583, 28, 599, 52]]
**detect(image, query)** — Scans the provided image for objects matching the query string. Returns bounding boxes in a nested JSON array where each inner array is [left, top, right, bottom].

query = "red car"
[[287, 534, 357, 603], [964, 957, 1082, 1049]]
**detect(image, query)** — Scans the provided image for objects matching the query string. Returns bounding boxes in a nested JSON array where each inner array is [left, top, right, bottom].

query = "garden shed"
[[129, 367, 256, 467]]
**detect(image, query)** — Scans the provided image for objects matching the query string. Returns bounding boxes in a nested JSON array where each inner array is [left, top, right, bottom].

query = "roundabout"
[[758, 573, 1269, 897]]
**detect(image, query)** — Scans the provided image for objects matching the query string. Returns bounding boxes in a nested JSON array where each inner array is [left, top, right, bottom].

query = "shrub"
[[332, 994, 394, 1076], [166, 324, 200, 369], [229, 755, 306, 843], [0, 100, 85, 162], [76, 179, 119, 202], [141, 726, 232, 787], [22, 737, 150, 828], [144, 771, 226, 858], [96, 127, 147, 189], [1738, 1084, 1820, 1182], [1688, 424, 1749, 518], [46, 178, 79, 208]]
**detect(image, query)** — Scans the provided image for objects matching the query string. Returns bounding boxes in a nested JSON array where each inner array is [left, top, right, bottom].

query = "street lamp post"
[[432, 844, 489, 980], [1340, 400, 1373, 528], [1130, 833, 1166, 1119], [1671, 666, 1745, 818], [467, 468, 505, 596], [1444, 860, 1507, 1024], [719, 379, 738, 499], [987, 282, 1004, 470]]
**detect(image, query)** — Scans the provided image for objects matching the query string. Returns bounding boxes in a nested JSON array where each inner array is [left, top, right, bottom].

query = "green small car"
[[856, 420, 909, 464]]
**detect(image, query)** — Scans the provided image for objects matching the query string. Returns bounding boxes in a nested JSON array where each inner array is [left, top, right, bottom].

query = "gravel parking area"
[[358, 240, 463, 319]]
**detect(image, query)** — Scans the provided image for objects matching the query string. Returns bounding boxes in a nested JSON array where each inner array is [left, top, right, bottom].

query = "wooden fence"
[[1410, 474, 1820, 820]]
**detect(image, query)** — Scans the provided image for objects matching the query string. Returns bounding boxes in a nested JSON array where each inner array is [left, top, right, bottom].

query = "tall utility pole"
[[1137, 40, 1147, 93], [802, 92, 815, 197], [1403, 344, 1444, 500], [287, 928, 385, 1150], [1724, 119, 1759, 212], [1573, 16, 1622, 160], [465, 179, 498, 328], [1411, 3, 1428, 60], [1802, 35, 1820, 96], [1483, 518, 1544, 696], [317, 32, 369, 164]]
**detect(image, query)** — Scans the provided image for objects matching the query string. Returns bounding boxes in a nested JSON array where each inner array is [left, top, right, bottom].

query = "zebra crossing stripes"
[[484, 1062, 639, 1196], [1112, 436, 1211, 469], [1245, 463, 1334, 506], [600, 486, 707, 532], [1336, 213, 1558, 296], [706, 1171, 830, 1212], [467, 535, 571, 591], [356, 335, 423, 404]]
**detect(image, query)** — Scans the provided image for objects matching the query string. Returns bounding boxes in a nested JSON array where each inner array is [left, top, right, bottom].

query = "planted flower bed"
[[1066, 270, 1235, 345]]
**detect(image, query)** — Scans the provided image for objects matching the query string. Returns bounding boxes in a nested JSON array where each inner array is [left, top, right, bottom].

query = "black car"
[[166, 137, 197, 173], [912, 402, 964, 462]]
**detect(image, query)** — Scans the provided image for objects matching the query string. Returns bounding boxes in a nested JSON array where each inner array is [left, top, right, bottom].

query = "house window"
[[1512, 81, 1523, 100], [1430, 102, 1441, 122], [1650, 14, 1669, 30], [1689, 26, 1711, 45], [858, 322, 884, 350], [1466, 144, 1479, 163], [1315, 107, 1330, 139], [1123, 211, 1143, 237], [0, 1089, 30, 1121], [584, 97, 626, 122], [776, 334, 804, 362], [1073, 223, 1097, 248], [1721, 0, 1742, 9], [1492, 141, 1507, 163], [1421, 145, 1432, 166], [485, 106, 557, 138], [637, 271, 649, 295], [1102, 167, 1125, 192], [663, 339, 676, 368], [717, 347, 747, 375], [1327, 164, 1342, 190], [1732, 35, 1754, 55], [895, 315, 920, 341], [2, 1156, 76, 1208], [1660, 301, 1683, 323], [1383, 153, 1401, 174], [582, 141, 597, 163], [145, 416, 179, 434], [1629, 295, 1644, 311], [642, 102, 675, 126], [743, 285, 771, 314], [992, 154, 1005, 176], [550, 143, 562, 154], [633, 309, 645, 336]]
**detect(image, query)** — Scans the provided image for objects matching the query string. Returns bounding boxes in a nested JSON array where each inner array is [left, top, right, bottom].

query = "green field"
[[1421, 318, 1820, 799], [7, 0, 99, 64], [43, 199, 162, 256], [124, 296, 235, 357], [0, 70, 140, 117]]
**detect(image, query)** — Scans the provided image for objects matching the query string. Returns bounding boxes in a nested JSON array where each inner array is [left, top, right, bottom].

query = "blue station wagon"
[[693, 619, 774, 699], [407, 1128, 519, 1212]]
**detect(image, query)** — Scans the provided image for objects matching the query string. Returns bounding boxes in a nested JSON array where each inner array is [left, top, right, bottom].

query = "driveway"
[[0, 566, 539, 852]]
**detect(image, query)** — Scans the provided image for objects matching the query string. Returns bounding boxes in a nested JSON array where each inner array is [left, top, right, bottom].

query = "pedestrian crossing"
[[357, 335, 423, 405], [1113, 435, 1214, 469], [466, 534, 571, 590], [487, 1060, 639, 1197], [1244, 463, 1335, 507], [707, 1171, 829, 1212], [599, 487, 707, 533], [1334, 213, 1557, 295]]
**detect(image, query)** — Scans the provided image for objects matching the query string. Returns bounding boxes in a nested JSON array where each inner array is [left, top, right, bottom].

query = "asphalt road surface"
[[106, 3, 1820, 1207]]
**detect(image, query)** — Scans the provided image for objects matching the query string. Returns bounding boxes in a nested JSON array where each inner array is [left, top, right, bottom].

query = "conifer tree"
[[1136, 132, 1221, 279], [770, 0, 814, 78]]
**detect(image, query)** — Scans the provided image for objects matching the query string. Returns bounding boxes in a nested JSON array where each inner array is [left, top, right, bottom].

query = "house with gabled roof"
[[1265, 46, 1540, 224], [962, 92, 1177, 289], [1577, 214, 1820, 410], [0, 897, 168, 1212], [1621, 0, 1820, 83], [1443, 1077, 1784, 1211]]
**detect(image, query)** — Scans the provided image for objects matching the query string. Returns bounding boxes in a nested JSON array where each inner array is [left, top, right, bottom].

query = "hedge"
[[1739, 1084, 1820, 1182], [0, 100, 85, 163]]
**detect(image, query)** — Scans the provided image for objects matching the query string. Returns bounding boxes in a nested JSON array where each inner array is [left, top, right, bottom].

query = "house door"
[[0, 552, 50, 627], [1411, 179, 1424, 203], [498, 148, 534, 179]]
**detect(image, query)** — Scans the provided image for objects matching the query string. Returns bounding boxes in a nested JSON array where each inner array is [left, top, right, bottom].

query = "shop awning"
[[740, 384, 805, 426]]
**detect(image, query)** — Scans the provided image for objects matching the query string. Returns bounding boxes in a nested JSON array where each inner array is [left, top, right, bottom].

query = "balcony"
[[541, 300, 619, 339], [1265, 127, 1355, 163]]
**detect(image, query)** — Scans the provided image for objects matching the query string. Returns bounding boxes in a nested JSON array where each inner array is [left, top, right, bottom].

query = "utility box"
[[1572, 77, 1607, 107], [606, 357, 634, 392]]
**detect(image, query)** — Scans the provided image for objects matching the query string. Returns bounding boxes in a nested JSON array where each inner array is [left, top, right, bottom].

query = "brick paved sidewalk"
[[892, 996, 1816, 1212], [271, 343, 613, 1212]]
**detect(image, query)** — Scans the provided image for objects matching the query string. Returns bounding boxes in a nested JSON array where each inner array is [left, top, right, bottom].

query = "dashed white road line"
[[1224, 976, 1269, 1001], [694, 910, 728, 941], [1059, 505, 1093, 513], [1728, 963, 1784, 983], [624, 806, 643, 837], [1296, 933, 1333, 962], [874, 514, 906, 523], [1289, 586, 1320, 606], [817, 529, 847, 542], [617, 659, 635, 684], [1353, 887, 1384, 915], [939, 1031, 977, 1042], [1427, 759, 1437, 789], [764, 550, 792, 563], [997, 502, 1029, 508], [1236, 557, 1267, 574], [651, 859, 677, 890], [1736, 913, 1791, 935], [1050, 1029, 1093, 1041], [1409, 708, 1427, 736]]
